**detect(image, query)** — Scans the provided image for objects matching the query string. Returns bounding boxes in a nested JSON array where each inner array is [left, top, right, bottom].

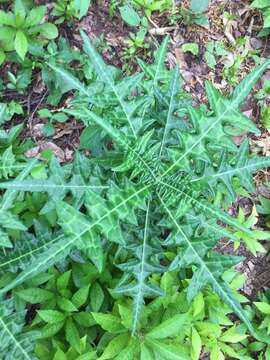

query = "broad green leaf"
[[65, 318, 81, 354], [38, 23, 58, 39], [147, 313, 188, 339], [57, 298, 78, 312], [90, 282, 104, 311], [146, 339, 189, 360], [115, 339, 140, 360], [0, 11, 15, 26], [99, 334, 129, 360], [255, 302, 270, 314], [57, 270, 72, 291], [53, 348, 67, 360], [73, 312, 95, 327], [40, 321, 65, 338], [38, 310, 66, 324], [191, 328, 202, 360], [24, 5, 46, 27], [74, 0, 91, 19], [182, 43, 199, 55], [219, 326, 248, 343], [47, 63, 90, 96], [140, 344, 155, 360], [91, 313, 125, 333], [191, 0, 209, 12], [72, 285, 90, 308], [14, 30, 28, 59], [251, 0, 270, 9], [15, 288, 54, 303], [119, 5, 140, 26]]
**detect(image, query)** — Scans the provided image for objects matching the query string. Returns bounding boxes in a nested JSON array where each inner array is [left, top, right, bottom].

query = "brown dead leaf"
[[250, 137, 270, 156], [25, 141, 66, 162]]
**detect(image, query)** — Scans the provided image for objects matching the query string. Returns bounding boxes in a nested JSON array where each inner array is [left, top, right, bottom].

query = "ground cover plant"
[[1, 0, 270, 359]]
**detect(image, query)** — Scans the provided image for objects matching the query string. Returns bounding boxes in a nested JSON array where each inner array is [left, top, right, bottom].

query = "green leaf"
[[115, 339, 140, 360], [99, 334, 129, 360], [72, 285, 90, 308], [65, 318, 81, 354], [90, 282, 104, 311], [219, 326, 248, 343], [53, 348, 67, 360], [15, 288, 54, 303], [255, 302, 270, 314], [57, 297, 78, 312], [0, 299, 37, 359], [40, 321, 65, 338], [205, 51, 216, 69], [73, 312, 95, 327], [191, 0, 209, 12], [14, 30, 28, 60], [74, 0, 91, 19], [56, 201, 104, 272], [140, 344, 155, 360], [163, 60, 270, 176], [57, 270, 72, 291], [24, 5, 46, 27], [0, 11, 15, 26], [191, 328, 202, 360], [119, 5, 140, 26], [91, 313, 125, 333], [158, 194, 255, 337], [47, 63, 90, 96], [147, 314, 188, 339], [38, 23, 58, 39], [0, 50, 5, 65], [80, 30, 137, 138], [38, 310, 66, 323], [146, 339, 189, 360], [182, 43, 199, 55], [251, 0, 270, 8]]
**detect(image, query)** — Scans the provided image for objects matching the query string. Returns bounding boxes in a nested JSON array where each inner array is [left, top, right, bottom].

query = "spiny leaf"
[[161, 60, 270, 178], [0, 299, 37, 359], [158, 194, 255, 336], [80, 30, 137, 138]]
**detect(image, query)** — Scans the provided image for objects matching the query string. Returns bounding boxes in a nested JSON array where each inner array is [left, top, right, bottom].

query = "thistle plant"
[[0, 32, 270, 358]]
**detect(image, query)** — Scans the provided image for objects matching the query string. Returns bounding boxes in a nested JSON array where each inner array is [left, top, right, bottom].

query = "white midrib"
[[191, 159, 270, 182], [158, 67, 264, 180], [0, 235, 63, 270], [132, 199, 150, 334], [0, 183, 109, 190], [159, 68, 178, 157], [1, 184, 151, 294], [0, 316, 31, 360], [158, 194, 253, 333], [90, 45, 137, 139], [159, 180, 253, 235]]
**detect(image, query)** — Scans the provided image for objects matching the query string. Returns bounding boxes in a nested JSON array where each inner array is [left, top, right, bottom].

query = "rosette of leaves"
[[0, 0, 58, 63], [1, 31, 270, 359]]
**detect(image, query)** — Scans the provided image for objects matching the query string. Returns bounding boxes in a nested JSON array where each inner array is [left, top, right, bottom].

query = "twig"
[[149, 26, 177, 36]]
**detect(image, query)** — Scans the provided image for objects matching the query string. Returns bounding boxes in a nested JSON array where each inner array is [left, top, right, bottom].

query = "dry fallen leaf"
[[25, 141, 66, 162]]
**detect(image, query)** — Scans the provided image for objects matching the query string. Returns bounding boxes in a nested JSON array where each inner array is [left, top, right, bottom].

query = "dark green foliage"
[[0, 30, 270, 359]]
